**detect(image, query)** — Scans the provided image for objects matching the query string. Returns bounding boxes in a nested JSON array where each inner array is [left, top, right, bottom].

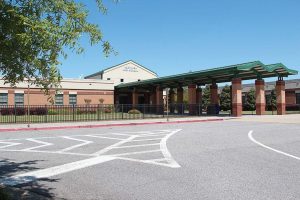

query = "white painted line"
[[159, 129, 181, 168], [107, 149, 161, 157], [84, 135, 123, 140], [21, 139, 53, 151], [58, 136, 93, 152], [117, 157, 180, 168], [132, 138, 162, 142], [0, 141, 21, 149], [0, 148, 93, 157], [1, 156, 115, 186], [112, 143, 160, 149], [248, 130, 300, 161], [137, 133, 167, 137], [92, 135, 137, 156]]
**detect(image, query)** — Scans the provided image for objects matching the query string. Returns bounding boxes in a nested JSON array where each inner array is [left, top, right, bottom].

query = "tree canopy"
[[0, 0, 116, 93], [220, 85, 231, 111]]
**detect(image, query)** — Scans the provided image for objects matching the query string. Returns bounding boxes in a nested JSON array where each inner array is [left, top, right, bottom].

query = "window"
[[55, 94, 63, 105], [69, 94, 77, 105], [120, 79, 124, 82], [107, 78, 111, 80], [15, 93, 24, 106], [296, 93, 300, 104], [0, 93, 8, 106]]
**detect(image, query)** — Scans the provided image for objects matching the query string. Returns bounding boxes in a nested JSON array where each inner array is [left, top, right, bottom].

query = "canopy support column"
[[156, 86, 163, 114], [231, 78, 242, 117], [169, 88, 175, 114], [188, 84, 197, 115], [255, 79, 265, 115], [132, 88, 138, 107], [276, 80, 286, 115], [177, 87, 184, 114]]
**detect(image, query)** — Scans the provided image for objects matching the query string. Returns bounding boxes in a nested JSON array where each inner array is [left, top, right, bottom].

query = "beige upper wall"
[[0, 78, 114, 91], [87, 61, 158, 85]]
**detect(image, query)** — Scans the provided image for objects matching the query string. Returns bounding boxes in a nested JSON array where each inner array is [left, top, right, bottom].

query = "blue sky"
[[60, 0, 300, 81]]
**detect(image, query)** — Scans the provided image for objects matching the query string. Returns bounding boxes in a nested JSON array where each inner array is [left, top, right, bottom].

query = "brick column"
[[196, 87, 202, 115], [255, 79, 265, 115], [188, 84, 197, 115], [177, 87, 184, 114], [156, 86, 164, 114], [132, 88, 138, 107], [276, 80, 286, 115], [63, 91, 69, 105], [169, 88, 175, 113], [207, 82, 219, 115], [231, 78, 242, 117]]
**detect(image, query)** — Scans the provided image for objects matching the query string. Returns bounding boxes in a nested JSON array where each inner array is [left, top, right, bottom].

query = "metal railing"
[[0, 104, 228, 124], [1, 103, 298, 124], [242, 103, 300, 115]]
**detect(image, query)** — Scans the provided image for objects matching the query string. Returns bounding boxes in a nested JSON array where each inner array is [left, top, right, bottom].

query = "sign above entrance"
[[123, 66, 138, 73]]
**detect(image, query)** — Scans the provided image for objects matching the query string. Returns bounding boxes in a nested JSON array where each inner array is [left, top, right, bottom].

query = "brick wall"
[[2, 88, 114, 105]]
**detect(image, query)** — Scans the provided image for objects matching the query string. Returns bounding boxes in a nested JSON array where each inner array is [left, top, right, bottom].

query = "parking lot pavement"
[[0, 120, 300, 200]]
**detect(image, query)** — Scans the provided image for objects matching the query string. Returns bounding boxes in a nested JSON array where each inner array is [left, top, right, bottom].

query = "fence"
[[0, 104, 227, 124], [242, 103, 300, 115], [0, 103, 298, 124]]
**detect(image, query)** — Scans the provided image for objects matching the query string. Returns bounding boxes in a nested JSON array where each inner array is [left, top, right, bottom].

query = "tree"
[[266, 89, 276, 111], [202, 85, 210, 109], [0, 0, 116, 94], [220, 85, 231, 111], [244, 88, 256, 111]]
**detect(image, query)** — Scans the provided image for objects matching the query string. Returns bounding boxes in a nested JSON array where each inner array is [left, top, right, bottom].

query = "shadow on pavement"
[[0, 159, 64, 199]]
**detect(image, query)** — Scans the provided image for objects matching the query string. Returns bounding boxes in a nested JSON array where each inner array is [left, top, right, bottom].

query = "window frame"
[[69, 94, 77, 105], [55, 94, 64, 105], [14, 93, 24, 106], [0, 93, 8, 106]]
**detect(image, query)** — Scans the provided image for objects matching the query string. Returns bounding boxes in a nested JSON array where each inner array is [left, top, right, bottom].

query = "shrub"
[[286, 105, 300, 111], [128, 109, 141, 114], [15, 107, 26, 116], [48, 109, 59, 115], [104, 108, 112, 113], [0, 108, 13, 115], [33, 107, 48, 115]]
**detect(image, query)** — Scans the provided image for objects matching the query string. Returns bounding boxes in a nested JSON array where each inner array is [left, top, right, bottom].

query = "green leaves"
[[0, 0, 115, 93]]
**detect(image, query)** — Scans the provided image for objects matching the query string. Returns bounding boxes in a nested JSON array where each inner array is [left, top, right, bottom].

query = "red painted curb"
[[0, 118, 224, 132]]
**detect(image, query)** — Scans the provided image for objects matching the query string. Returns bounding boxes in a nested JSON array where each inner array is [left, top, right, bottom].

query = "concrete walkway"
[[0, 116, 233, 132], [0, 114, 299, 132], [232, 114, 300, 124]]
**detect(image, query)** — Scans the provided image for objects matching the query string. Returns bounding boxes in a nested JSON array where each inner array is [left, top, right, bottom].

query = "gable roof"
[[85, 60, 158, 79]]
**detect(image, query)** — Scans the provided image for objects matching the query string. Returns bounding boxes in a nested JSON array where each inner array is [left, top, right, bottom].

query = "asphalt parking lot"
[[0, 120, 300, 200]]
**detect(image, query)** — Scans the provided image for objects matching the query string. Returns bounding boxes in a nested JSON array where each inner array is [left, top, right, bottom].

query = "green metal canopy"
[[115, 61, 298, 89]]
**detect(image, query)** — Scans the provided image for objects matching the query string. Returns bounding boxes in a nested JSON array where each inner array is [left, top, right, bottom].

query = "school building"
[[0, 60, 299, 116]]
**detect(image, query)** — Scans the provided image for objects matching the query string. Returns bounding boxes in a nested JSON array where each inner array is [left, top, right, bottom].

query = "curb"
[[0, 118, 225, 132]]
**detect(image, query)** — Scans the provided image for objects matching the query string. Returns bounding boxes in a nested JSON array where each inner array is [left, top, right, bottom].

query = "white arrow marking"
[[0, 156, 115, 186]]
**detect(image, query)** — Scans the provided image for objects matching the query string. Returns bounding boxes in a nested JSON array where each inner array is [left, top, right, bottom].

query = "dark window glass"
[[55, 94, 64, 105], [15, 93, 24, 106], [69, 94, 77, 105], [296, 93, 300, 104], [0, 93, 8, 106]]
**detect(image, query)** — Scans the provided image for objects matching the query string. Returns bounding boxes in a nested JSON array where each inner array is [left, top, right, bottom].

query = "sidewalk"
[[0, 116, 234, 132], [232, 114, 300, 124]]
